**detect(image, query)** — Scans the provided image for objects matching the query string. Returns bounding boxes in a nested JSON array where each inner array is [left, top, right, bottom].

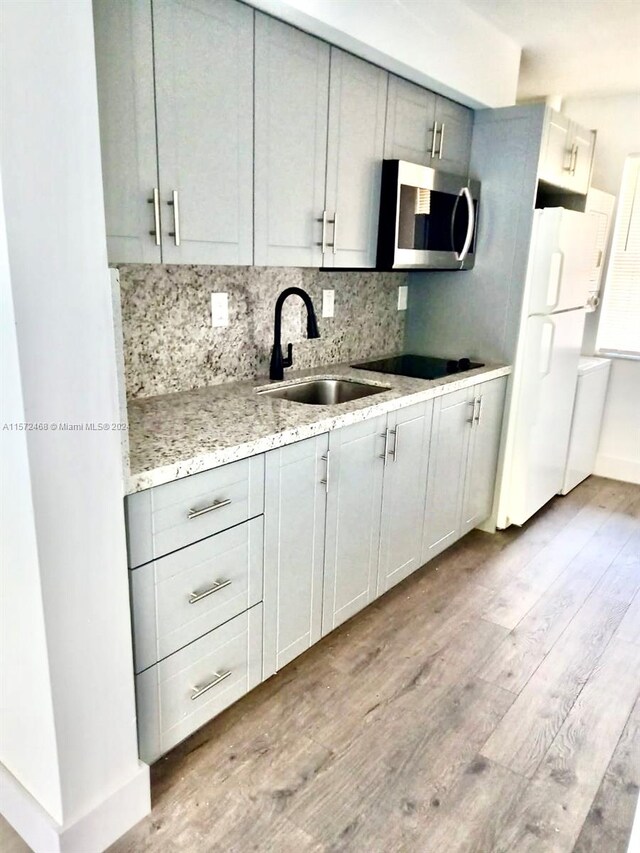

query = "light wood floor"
[[3, 475, 639, 853]]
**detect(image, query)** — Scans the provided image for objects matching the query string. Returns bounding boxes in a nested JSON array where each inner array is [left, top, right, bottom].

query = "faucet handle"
[[283, 343, 293, 369]]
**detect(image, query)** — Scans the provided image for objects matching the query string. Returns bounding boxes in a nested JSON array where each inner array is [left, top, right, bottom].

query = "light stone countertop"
[[126, 360, 512, 494]]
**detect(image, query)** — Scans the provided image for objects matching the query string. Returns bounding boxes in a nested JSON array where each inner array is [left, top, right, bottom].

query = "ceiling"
[[461, 0, 640, 101]]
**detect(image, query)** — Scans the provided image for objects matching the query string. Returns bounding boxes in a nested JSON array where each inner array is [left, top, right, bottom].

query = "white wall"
[[0, 1, 149, 848], [563, 93, 640, 485], [248, 0, 521, 108]]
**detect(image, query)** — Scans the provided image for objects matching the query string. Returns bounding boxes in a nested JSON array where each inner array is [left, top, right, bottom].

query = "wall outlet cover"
[[397, 285, 408, 311], [322, 289, 335, 318], [211, 292, 229, 327]]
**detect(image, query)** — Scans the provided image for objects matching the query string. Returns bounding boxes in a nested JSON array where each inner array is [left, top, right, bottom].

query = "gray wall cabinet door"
[[384, 75, 436, 165], [422, 388, 473, 563], [153, 0, 254, 265], [322, 416, 386, 634], [567, 124, 595, 195], [93, 0, 160, 263], [377, 401, 432, 595], [254, 14, 330, 267], [460, 378, 507, 535], [433, 96, 473, 177], [263, 435, 328, 678], [323, 50, 388, 269], [538, 109, 572, 188]]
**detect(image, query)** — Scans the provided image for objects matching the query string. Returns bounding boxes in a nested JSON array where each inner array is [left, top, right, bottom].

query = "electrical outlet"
[[322, 289, 335, 318], [211, 292, 229, 327], [397, 285, 408, 311]]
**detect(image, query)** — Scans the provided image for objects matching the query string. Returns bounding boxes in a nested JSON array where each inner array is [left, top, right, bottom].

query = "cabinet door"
[[585, 188, 616, 295], [568, 123, 595, 195], [377, 402, 432, 595], [538, 109, 572, 188], [93, 0, 160, 263], [384, 75, 436, 166], [460, 378, 507, 535], [322, 416, 386, 634], [263, 436, 328, 677], [432, 96, 473, 176], [254, 14, 330, 267], [422, 388, 472, 563], [153, 0, 254, 265], [323, 50, 388, 269]]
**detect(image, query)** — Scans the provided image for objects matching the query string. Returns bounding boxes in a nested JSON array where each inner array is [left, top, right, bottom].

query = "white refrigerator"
[[499, 208, 599, 527]]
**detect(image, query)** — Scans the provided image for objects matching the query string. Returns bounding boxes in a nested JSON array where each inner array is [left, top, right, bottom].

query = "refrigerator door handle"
[[546, 250, 564, 312], [539, 318, 556, 378]]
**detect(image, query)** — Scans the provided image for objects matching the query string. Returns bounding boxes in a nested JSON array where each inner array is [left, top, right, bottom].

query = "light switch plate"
[[397, 285, 408, 311], [211, 292, 229, 327], [322, 289, 335, 318]]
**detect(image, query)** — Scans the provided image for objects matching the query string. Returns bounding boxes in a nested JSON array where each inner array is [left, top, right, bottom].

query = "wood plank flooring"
[[1, 475, 638, 853]]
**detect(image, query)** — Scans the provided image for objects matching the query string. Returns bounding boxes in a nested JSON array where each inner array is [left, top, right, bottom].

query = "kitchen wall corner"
[[118, 265, 407, 399]]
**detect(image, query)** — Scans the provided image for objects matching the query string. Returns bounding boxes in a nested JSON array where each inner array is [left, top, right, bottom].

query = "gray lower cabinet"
[[322, 416, 387, 633], [377, 401, 432, 595], [254, 13, 330, 267], [263, 435, 328, 677]]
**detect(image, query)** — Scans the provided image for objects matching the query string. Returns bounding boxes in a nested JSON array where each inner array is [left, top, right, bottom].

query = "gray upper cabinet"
[[263, 435, 328, 677], [422, 388, 473, 563], [323, 50, 388, 268], [384, 75, 436, 165], [567, 122, 595, 194], [322, 416, 386, 634], [460, 378, 507, 535], [254, 14, 330, 267], [153, 0, 254, 265], [384, 75, 473, 176], [377, 401, 432, 595], [538, 108, 595, 195], [93, 0, 160, 263]]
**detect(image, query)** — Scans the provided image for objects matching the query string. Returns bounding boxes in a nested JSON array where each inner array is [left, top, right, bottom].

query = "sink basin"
[[257, 378, 390, 405]]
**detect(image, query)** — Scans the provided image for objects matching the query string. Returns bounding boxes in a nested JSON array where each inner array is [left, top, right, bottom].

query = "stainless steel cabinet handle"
[[332, 211, 338, 255], [389, 427, 398, 461], [379, 429, 390, 464], [438, 122, 445, 159], [467, 399, 476, 424], [189, 579, 232, 604], [187, 498, 231, 520], [168, 189, 181, 246], [430, 120, 439, 159], [474, 396, 483, 424], [320, 451, 330, 493], [148, 188, 160, 246], [572, 146, 579, 176], [317, 210, 328, 254], [191, 670, 232, 701]]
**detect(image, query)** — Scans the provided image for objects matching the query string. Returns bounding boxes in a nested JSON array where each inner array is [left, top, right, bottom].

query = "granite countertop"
[[125, 360, 512, 494]]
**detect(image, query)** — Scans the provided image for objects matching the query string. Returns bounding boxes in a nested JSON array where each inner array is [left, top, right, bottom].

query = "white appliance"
[[500, 208, 599, 527], [561, 357, 611, 494]]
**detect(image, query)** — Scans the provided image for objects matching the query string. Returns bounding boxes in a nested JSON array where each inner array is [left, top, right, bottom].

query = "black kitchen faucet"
[[269, 287, 320, 381]]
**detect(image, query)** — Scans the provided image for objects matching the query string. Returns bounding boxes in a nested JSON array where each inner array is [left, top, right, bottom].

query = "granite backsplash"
[[118, 265, 408, 400]]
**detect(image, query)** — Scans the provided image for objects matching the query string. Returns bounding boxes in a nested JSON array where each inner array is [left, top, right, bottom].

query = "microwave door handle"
[[450, 193, 462, 254], [457, 186, 475, 263]]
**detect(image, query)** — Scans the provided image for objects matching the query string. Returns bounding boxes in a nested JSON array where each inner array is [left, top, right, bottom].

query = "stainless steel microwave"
[[376, 160, 480, 271]]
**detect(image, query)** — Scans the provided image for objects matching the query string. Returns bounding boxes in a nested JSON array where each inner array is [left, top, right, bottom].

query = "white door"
[[323, 49, 388, 269], [153, 0, 254, 265], [263, 435, 328, 676], [508, 309, 585, 526], [254, 14, 330, 267], [322, 416, 386, 634], [377, 402, 432, 595], [527, 209, 600, 315]]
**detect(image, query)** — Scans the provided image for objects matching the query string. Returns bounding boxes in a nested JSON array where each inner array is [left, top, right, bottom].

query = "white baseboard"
[[0, 760, 150, 853], [593, 454, 640, 485]]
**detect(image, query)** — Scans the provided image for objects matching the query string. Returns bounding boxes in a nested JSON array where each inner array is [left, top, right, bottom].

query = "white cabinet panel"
[[384, 75, 436, 165], [322, 416, 386, 633], [567, 123, 595, 195], [254, 14, 329, 267], [324, 50, 388, 269], [377, 402, 432, 594], [263, 435, 328, 677], [153, 0, 254, 264], [93, 0, 160, 263], [538, 110, 572, 188]]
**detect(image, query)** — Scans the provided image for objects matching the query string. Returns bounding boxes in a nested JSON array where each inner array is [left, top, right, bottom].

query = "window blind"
[[597, 155, 640, 356]]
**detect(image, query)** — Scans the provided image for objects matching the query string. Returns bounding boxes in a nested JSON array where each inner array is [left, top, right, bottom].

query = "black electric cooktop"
[[352, 354, 484, 380]]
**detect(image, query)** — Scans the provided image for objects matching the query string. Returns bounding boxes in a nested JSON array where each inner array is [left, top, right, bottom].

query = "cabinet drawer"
[[125, 454, 264, 568], [131, 517, 263, 673], [136, 604, 262, 764]]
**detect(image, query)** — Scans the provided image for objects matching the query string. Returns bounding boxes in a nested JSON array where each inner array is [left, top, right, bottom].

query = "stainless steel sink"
[[257, 378, 390, 405]]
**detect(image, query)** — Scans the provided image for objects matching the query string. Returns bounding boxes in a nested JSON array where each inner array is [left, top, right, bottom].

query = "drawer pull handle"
[[191, 670, 232, 701], [187, 498, 231, 520], [189, 579, 232, 604]]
